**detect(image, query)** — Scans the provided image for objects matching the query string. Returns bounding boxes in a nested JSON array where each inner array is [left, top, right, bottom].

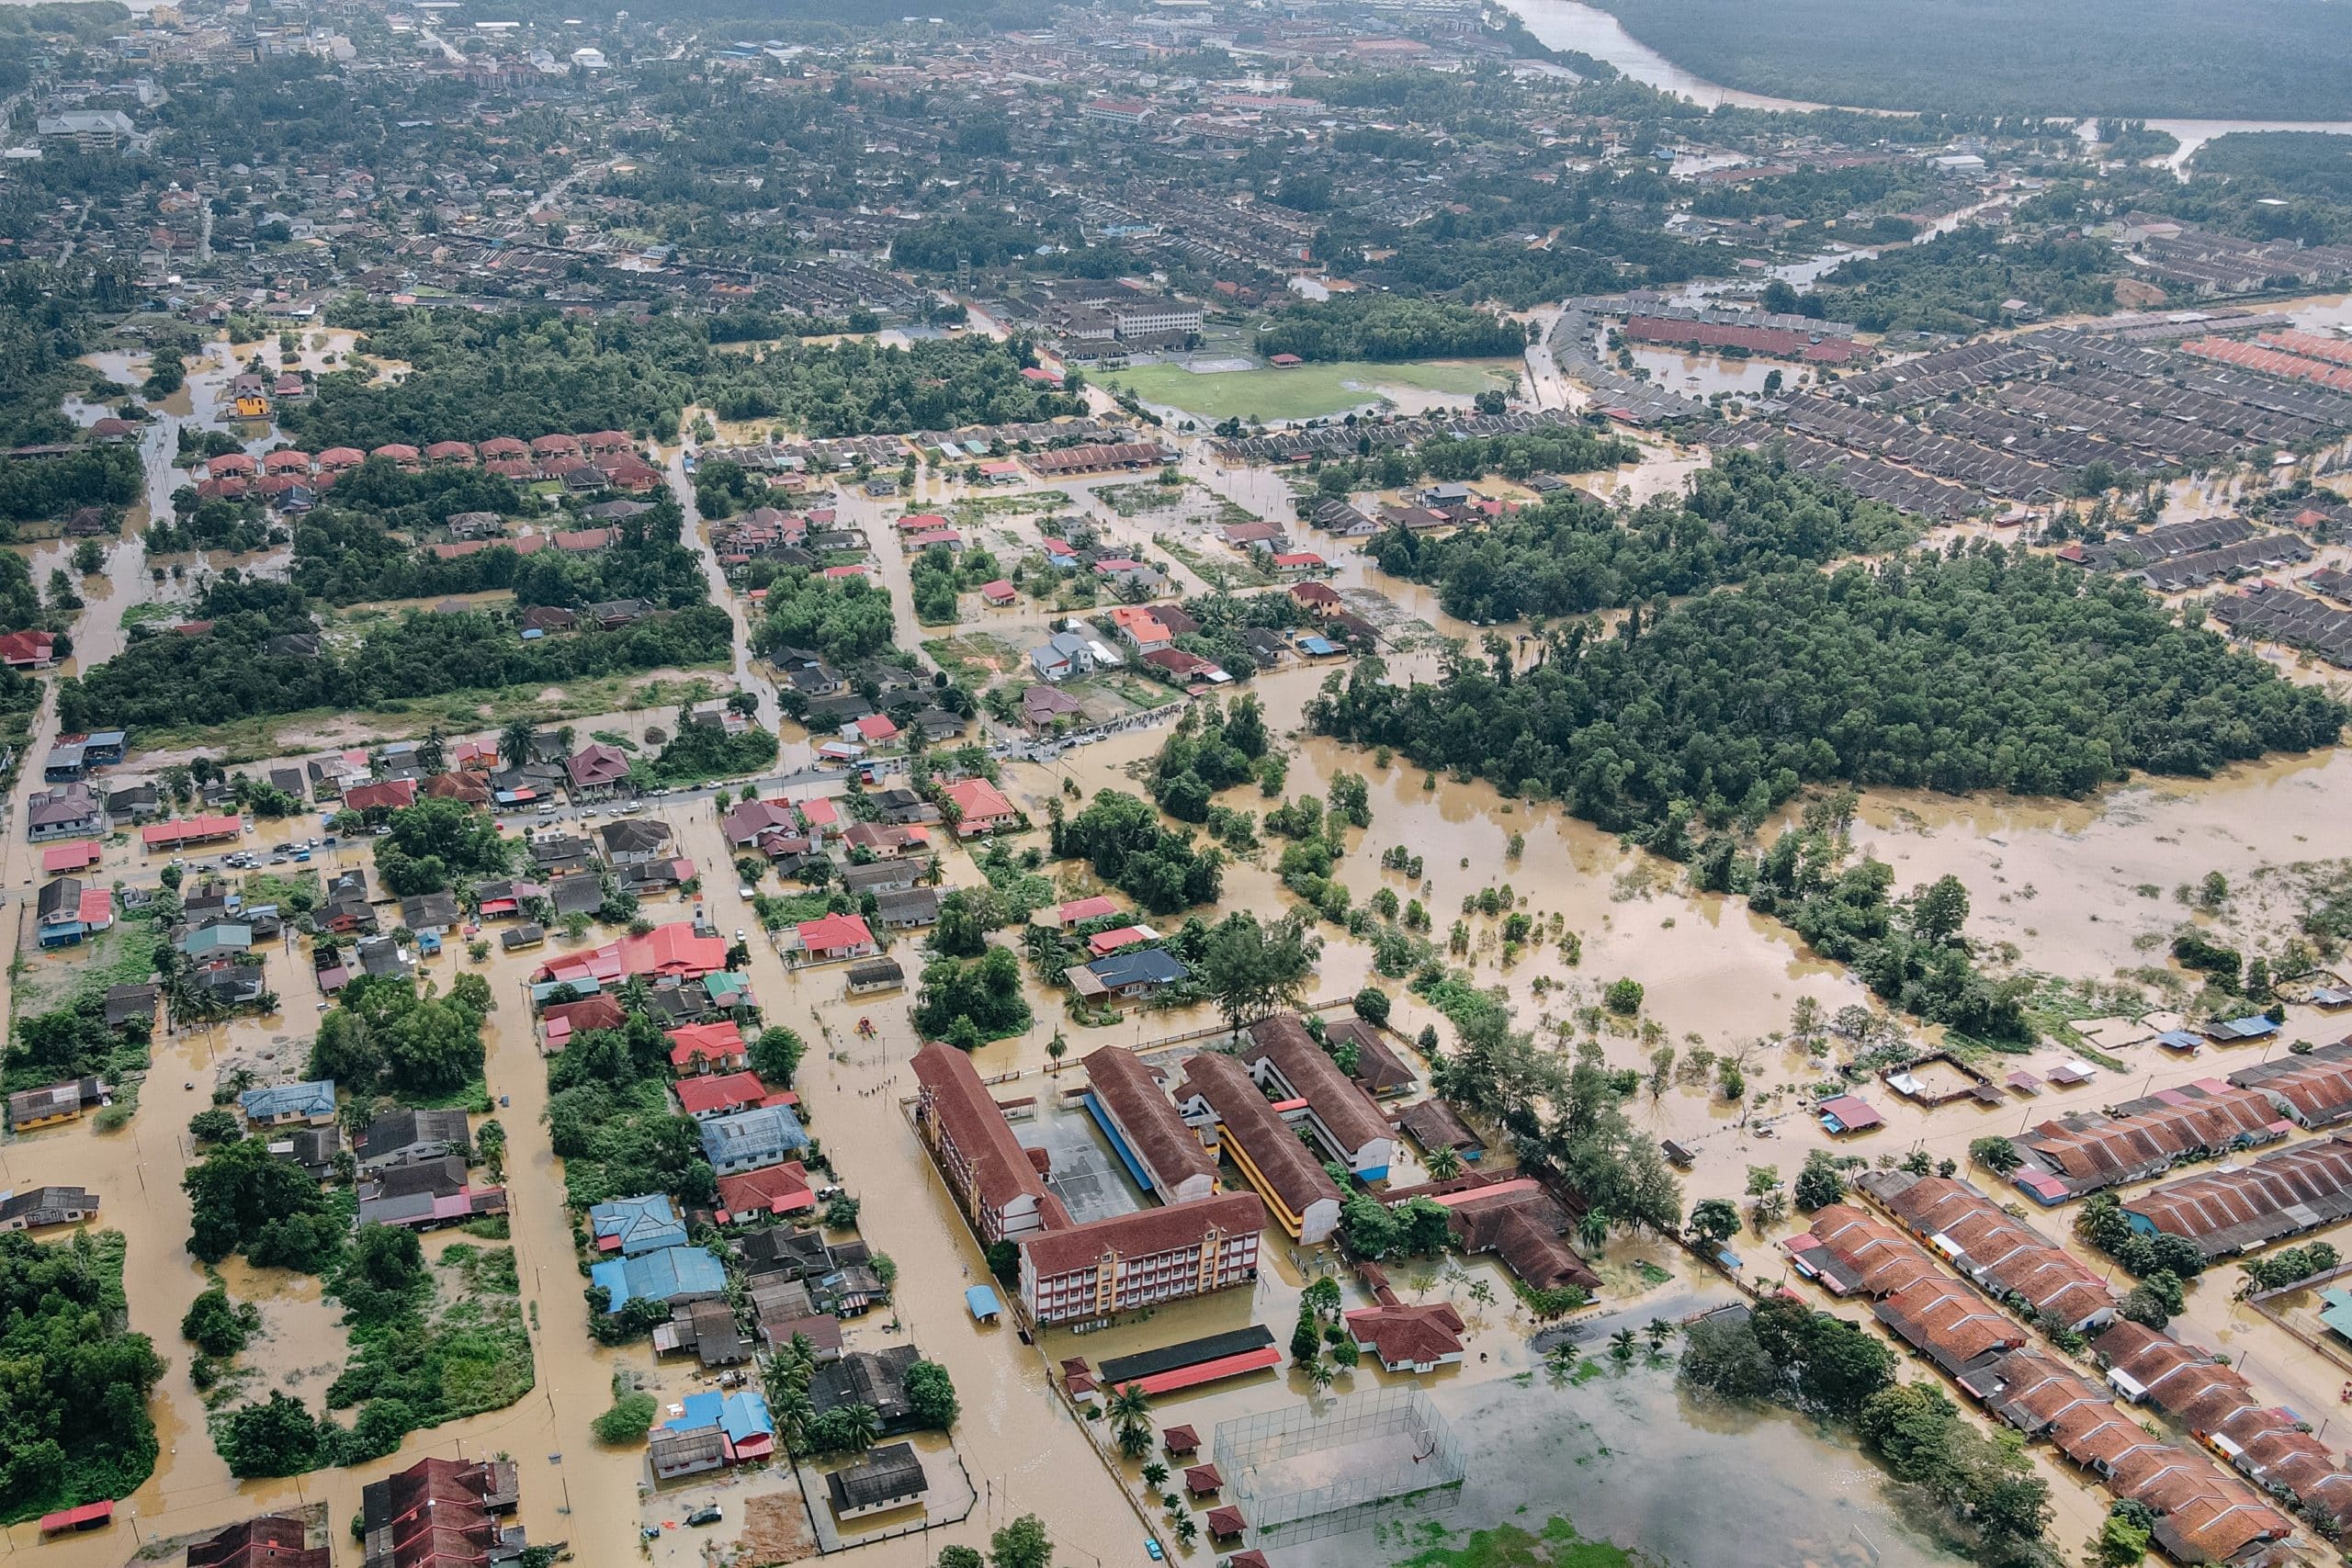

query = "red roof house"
[[0, 629, 58, 668], [668, 1021, 749, 1073], [675, 1071, 772, 1119], [944, 777, 1017, 837], [717, 1160, 815, 1222], [342, 778, 418, 812], [796, 912, 877, 961]]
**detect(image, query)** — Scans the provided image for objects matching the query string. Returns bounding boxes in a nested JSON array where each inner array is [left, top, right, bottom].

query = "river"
[[1499, 0, 2352, 169]]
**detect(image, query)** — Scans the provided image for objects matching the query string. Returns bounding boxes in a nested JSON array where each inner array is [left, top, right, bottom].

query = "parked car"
[[686, 1506, 721, 1528]]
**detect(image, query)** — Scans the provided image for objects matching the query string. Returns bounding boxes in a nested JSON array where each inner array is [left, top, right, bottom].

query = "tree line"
[[1312, 539, 2346, 832], [57, 575, 734, 732], [1373, 450, 1914, 621], [1254, 296, 1526, 365]]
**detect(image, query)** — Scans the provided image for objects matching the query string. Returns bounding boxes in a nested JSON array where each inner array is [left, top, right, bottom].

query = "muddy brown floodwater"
[[15, 381, 2352, 1568]]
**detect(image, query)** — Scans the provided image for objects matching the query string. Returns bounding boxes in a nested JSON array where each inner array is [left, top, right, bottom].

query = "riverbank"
[[1500, 0, 2352, 151]]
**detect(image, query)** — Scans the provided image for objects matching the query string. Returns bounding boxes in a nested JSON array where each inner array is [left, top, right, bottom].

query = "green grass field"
[[1103, 359, 1510, 423]]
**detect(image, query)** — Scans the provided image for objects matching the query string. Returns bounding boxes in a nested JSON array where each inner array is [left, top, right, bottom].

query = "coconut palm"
[[831, 1401, 882, 1453], [1577, 1208, 1611, 1257], [1424, 1145, 1462, 1180], [1108, 1382, 1154, 1460], [1645, 1316, 1677, 1353], [1609, 1327, 1637, 1363], [1545, 1337, 1579, 1376], [1142, 1461, 1170, 1492]]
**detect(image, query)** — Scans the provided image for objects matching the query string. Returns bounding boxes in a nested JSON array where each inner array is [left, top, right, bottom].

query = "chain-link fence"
[[1214, 1384, 1466, 1544]]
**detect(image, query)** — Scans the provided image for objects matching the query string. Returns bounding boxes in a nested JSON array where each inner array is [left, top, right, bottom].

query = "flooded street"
[[10, 315, 2352, 1568]]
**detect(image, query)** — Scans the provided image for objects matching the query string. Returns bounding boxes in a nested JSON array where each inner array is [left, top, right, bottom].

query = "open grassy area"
[[1102, 359, 1510, 423], [923, 632, 1029, 685], [1155, 534, 1274, 590], [1390, 1516, 1641, 1568], [130, 671, 725, 763]]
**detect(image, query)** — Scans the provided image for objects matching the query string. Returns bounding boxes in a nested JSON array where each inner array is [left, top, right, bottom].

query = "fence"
[[1214, 1384, 1466, 1544]]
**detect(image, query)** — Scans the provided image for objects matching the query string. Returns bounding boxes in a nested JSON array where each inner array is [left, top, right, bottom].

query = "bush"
[[592, 1392, 660, 1445], [1603, 977, 1644, 1015], [1352, 986, 1392, 1027]]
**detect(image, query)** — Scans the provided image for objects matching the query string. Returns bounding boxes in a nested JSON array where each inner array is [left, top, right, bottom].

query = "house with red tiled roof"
[[1859, 1170, 2117, 1331], [541, 992, 625, 1052], [1346, 1301, 1465, 1372], [668, 1021, 748, 1074], [675, 1071, 773, 1120], [342, 778, 418, 813], [717, 1161, 815, 1224], [943, 777, 1017, 837], [794, 912, 877, 962], [566, 742, 633, 797], [0, 629, 57, 669], [358, 1456, 522, 1568], [534, 922, 727, 987]]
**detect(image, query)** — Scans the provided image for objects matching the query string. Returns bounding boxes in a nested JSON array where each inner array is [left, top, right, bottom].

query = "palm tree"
[[1608, 1327, 1637, 1363], [1108, 1382, 1153, 1460], [837, 1402, 882, 1452], [1645, 1317, 1676, 1354], [1425, 1145, 1462, 1181], [1142, 1461, 1169, 1492], [1577, 1208, 1611, 1257], [1545, 1337, 1579, 1376], [1047, 1027, 1069, 1065], [1174, 1516, 1198, 1547]]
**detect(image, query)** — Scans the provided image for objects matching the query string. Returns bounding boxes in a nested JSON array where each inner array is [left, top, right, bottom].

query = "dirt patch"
[[734, 1492, 818, 1567]]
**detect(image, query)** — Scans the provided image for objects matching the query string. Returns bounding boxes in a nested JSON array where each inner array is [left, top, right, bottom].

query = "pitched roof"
[[913, 1041, 1067, 1226], [1863, 1172, 2117, 1325], [675, 1071, 771, 1117], [1018, 1191, 1266, 1280], [1080, 1044, 1217, 1191], [1346, 1301, 1465, 1366], [1242, 1012, 1393, 1154], [944, 776, 1015, 822], [1178, 1050, 1340, 1221]]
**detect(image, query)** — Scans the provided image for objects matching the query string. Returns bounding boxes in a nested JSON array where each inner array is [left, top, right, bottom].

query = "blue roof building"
[[700, 1103, 808, 1174], [239, 1078, 336, 1124], [718, 1390, 774, 1450], [1084, 948, 1191, 998], [181, 922, 254, 958], [589, 1192, 687, 1257], [591, 1245, 728, 1311]]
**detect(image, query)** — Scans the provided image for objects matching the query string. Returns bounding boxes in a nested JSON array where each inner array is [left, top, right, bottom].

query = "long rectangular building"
[[1176, 1049, 1343, 1243], [2229, 1040, 2352, 1128], [912, 1042, 1069, 1244], [1019, 1192, 1264, 1327], [2097, 1319, 2352, 1535], [1859, 1170, 2117, 1332], [2011, 1081, 2288, 1202], [911, 1043, 1268, 1326], [1080, 1044, 1217, 1202], [2120, 1133, 2352, 1258], [1241, 1013, 1396, 1179]]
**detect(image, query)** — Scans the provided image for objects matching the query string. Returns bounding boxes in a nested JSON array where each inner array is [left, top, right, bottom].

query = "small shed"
[[1815, 1094, 1883, 1135], [1162, 1425, 1200, 1457], [1185, 1464, 1224, 1497]]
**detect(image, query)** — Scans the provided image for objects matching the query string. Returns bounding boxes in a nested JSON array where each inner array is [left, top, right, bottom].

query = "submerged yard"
[[1102, 359, 1512, 423]]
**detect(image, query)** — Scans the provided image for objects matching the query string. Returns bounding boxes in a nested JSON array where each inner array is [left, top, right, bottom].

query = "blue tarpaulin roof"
[[966, 1284, 1002, 1320]]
